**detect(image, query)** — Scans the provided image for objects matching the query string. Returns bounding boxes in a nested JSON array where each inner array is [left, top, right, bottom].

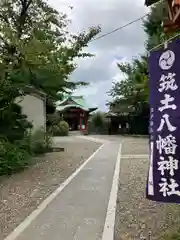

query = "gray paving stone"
[[15, 141, 120, 240]]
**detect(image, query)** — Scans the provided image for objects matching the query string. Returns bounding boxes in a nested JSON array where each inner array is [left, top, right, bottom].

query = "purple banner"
[[146, 39, 180, 203]]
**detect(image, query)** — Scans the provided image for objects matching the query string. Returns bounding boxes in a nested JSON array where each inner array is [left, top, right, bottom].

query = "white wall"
[[16, 94, 46, 133]]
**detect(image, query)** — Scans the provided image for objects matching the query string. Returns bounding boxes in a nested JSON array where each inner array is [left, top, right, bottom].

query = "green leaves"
[[0, 0, 101, 175], [0, 138, 31, 175], [0, 0, 101, 99], [108, 0, 172, 117], [109, 55, 149, 106], [108, 54, 149, 117], [143, 1, 168, 50]]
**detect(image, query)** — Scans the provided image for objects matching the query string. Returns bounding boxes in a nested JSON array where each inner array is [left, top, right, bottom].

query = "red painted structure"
[[56, 95, 97, 134], [63, 108, 89, 132]]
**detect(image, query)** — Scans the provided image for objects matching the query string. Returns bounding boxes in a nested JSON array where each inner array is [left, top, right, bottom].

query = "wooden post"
[[79, 112, 82, 131], [85, 112, 88, 132]]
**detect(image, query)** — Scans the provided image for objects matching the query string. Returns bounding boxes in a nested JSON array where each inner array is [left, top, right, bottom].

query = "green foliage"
[[89, 112, 108, 134], [0, 78, 33, 143], [108, 55, 149, 117], [107, 0, 176, 135], [0, 0, 100, 175], [48, 125, 60, 136], [0, 129, 52, 175], [0, 65, 32, 176], [164, 232, 180, 240], [143, 1, 168, 50], [30, 129, 52, 154], [92, 112, 105, 128], [0, 102, 33, 143], [58, 120, 69, 136], [0, 138, 31, 175], [108, 0, 178, 125], [0, 0, 101, 100], [47, 113, 61, 126], [49, 120, 69, 136]]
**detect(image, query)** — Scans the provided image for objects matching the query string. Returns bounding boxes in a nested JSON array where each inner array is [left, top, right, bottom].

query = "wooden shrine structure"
[[56, 95, 97, 133], [145, 0, 180, 32], [106, 100, 149, 135]]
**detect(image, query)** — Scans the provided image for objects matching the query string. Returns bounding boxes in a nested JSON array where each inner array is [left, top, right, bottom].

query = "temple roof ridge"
[[56, 94, 97, 113]]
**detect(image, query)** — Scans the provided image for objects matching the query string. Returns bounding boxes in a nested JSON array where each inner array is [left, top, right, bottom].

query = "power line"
[[149, 32, 180, 52], [90, 0, 165, 43], [89, 6, 180, 52], [91, 13, 149, 42]]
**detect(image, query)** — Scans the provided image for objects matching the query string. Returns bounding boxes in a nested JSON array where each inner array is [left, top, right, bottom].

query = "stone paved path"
[[0, 137, 101, 239], [6, 137, 121, 240]]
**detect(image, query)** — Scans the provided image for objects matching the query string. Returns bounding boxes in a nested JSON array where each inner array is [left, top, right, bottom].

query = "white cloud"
[[74, 83, 99, 97], [48, 0, 148, 111]]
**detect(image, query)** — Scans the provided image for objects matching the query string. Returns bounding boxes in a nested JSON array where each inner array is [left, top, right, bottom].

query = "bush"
[[48, 124, 60, 136], [0, 129, 52, 176], [0, 138, 31, 175], [164, 230, 180, 240], [58, 120, 69, 136], [92, 112, 104, 128], [47, 113, 61, 126], [89, 112, 109, 134], [30, 129, 52, 154], [49, 120, 69, 136], [165, 233, 180, 240], [0, 103, 33, 143]]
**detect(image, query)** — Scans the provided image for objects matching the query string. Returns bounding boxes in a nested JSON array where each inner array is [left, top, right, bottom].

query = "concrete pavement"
[[6, 137, 121, 240]]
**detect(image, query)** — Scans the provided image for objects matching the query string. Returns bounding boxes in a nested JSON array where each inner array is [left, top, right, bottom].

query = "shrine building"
[[56, 95, 97, 133]]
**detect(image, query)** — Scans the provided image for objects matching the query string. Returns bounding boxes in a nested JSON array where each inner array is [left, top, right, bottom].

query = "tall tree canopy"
[[0, 0, 100, 100], [0, 0, 100, 144], [143, 1, 167, 50], [108, 55, 149, 115], [108, 0, 175, 118]]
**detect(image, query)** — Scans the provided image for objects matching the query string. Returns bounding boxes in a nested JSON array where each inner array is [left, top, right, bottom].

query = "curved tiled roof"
[[56, 95, 97, 113]]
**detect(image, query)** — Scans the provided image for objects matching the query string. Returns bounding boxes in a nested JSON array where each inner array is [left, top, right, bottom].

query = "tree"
[[108, 0, 176, 114], [0, 0, 100, 142], [0, 0, 101, 100], [107, 56, 150, 135], [91, 112, 106, 129], [143, 1, 168, 50], [108, 55, 149, 114], [0, 74, 32, 143], [88, 111, 108, 134], [143, 1, 179, 51], [107, 0, 179, 135]]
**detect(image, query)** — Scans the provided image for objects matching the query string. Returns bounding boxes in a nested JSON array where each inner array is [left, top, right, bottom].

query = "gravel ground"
[[0, 138, 101, 239], [115, 138, 180, 240]]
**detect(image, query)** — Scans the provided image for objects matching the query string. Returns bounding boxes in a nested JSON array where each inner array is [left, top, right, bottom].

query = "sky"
[[48, 0, 149, 111]]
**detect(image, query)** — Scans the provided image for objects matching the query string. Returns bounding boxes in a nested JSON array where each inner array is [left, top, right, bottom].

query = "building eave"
[[88, 107, 98, 113], [25, 85, 46, 96], [145, 0, 160, 6], [56, 104, 89, 112], [24, 85, 46, 102]]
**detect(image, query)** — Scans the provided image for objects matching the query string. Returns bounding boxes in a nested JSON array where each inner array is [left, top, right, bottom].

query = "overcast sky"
[[48, 0, 149, 111]]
